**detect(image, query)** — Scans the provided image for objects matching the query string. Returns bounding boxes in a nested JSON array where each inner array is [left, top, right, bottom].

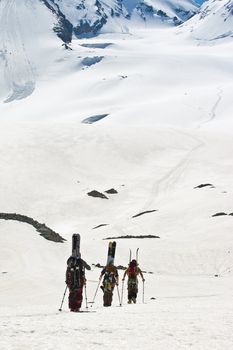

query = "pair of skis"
[[129, 248, 139, 263]]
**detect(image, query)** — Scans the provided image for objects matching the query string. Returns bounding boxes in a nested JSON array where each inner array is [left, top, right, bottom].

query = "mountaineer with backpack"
[[122, 259, 145, 304], [66, 255, 91, 312], [99, 260, 119, 307]]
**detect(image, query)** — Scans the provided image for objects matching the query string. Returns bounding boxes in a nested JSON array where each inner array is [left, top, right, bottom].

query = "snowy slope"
[[0, 0, 63, 103], [181, 0, 233, 40], [1, 2, 233, 349]]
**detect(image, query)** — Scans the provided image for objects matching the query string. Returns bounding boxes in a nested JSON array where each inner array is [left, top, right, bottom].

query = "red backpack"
[[128, 260, 137, 278]]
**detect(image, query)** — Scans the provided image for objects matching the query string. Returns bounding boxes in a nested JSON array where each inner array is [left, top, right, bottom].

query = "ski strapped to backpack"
[[107, 241, 116, 264], [129, 248, 139, 262], [66, 234, 84, 290], [128, 248, 140, 277], [129, 248, 139, 263], [72, 233, 81, 258], [103, 241, 118, 290]]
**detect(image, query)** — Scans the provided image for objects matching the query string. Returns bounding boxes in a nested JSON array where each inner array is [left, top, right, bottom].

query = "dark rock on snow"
[[132, 210, 157, 218], [212, 212, 228, 217], [92, 224, 109, 229], [105, 188, 118, 194], [194, 183, 215, 189], [87, 190, 108, 199], [103, 234, 160, 240], [82, 113, 108, 124]]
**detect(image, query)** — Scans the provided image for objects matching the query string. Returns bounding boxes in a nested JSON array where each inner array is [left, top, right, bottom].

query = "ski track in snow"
[[110, 129, 204, 245], [200, 87, 223, 126], [137, 129, 204, 211], [0, 0, 35, 103]]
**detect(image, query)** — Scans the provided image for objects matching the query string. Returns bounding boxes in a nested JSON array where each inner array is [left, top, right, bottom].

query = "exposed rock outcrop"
[[0, 213, 65, 242], [103, 234, 160, 239], [132, 210, 157, 218], [87, 190, 108, 199]]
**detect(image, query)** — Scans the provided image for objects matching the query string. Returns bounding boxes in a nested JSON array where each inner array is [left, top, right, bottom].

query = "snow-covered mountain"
[[44, 0, 199, 38], [182, 0, 233, 40], [0, 0, 200, 104], [41, 0, 129, 39], [133, 0, 199, 25], [40, 0, 200, 40], [0, 0, 200, 54]]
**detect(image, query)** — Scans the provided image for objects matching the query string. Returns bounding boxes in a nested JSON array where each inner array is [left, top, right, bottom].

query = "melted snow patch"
[[82, 113, 109, 124], [80, 43, 112, 49], [81, 56, 104, 67]]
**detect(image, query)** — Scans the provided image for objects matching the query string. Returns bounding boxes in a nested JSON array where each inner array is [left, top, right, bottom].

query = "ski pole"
[[90, 279, 101, 308], [120, 280, 124, 306], [136, 248, 139, 263], [142, 280, 145, 304], [84, 283, 88, 310], [116, 284, 121, 306], [58, 286, 68, 312]]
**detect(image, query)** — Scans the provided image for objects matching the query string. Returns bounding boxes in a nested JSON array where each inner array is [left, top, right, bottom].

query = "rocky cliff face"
[[41, 0, 129, 41], [41, 0, 73, 42]]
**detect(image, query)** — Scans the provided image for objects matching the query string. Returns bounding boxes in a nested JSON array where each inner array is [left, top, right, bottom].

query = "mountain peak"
[[181, 0, 233, 40]]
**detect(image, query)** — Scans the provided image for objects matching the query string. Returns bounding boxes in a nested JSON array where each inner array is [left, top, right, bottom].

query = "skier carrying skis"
[[66, 255, 91, 312], [99, 260, 119, 307], [122, 259, 145, 304]]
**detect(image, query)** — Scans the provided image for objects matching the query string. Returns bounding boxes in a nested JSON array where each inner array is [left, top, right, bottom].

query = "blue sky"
[[195, 0, 206, 4]]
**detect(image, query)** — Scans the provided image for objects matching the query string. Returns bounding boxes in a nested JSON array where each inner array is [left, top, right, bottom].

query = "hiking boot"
[[128, 299, 132, 304], [132, 298, 136, 304]]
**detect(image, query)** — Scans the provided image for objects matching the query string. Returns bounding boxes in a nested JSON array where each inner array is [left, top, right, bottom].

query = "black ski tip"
[[58, 309, 62, 312]]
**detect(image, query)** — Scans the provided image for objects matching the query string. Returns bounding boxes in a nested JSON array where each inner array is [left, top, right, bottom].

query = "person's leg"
[[128, 282, 133, 303], [69, 289, 83, 312], [69, 290, 78, 311], [132, 284, 138, 303], [103, 291, 112, 306], [76, 287, 83, 310]]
